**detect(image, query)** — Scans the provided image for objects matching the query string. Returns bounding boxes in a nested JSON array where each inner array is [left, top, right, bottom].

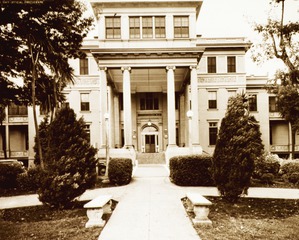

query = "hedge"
[[108, 158, 133, 185], [169, 154, 214, 186]]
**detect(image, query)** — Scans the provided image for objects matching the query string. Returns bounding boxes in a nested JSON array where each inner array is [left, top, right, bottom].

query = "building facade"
[[0, 0, 297, 166]]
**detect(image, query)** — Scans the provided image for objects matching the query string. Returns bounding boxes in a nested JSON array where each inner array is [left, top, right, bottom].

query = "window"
[[249, 94, 257, 111], [84, 125, 90, 143], [142, 17, 153, 38], [208, 91, 217, 109], [227, 90, 237, 101], [140, 93, 159, 110], [174, 16, 189, 38], [129, 17, 140, 39], [61, 102, 70, 109], [207, 57, 216, 73], [8, 103, 27, 116], [105, 16, 121, 39], [129, 16, 165, 39], [80, 93, 90, 111], [209, 122, 218, 145], [79, 58, 88, 75], [155, 16, 165, 38], [227, 56, 236, 73], [269, 96, 278, 112]]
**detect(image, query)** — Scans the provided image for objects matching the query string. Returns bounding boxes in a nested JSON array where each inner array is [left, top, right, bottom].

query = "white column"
[[190, 65, 200, 147], [122, 67, 133, 147], [166, 66, 176, 147], [100, 67, 108, 148]]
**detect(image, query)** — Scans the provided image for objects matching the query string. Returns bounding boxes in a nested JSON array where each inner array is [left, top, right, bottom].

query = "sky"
[[197, 0, 299, 76]]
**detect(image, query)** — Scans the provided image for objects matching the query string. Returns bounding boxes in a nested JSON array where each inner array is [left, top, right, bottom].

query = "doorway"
[[141, 125, 159, 153]]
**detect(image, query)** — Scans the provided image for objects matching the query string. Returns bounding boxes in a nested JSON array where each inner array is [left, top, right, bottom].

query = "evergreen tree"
[[38, 107, 98, 208], [212, 94, 264, 202]]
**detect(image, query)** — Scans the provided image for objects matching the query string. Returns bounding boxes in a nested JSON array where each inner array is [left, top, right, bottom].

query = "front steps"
[[136, 152, 165, 165]]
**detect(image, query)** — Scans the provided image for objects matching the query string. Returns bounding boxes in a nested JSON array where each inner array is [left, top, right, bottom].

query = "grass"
[[183, 197, 299, 240], [0, 200, 117, 240]]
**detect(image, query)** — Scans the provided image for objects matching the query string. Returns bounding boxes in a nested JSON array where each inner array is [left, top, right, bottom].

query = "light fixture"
[[147, 120, 152, 126]]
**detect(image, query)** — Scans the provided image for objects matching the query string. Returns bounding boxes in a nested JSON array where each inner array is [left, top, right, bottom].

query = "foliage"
[[17, 167, 45, 192], [34, 117, 49, 165], [169, 154, 214, 186], [253, 153, 281, 184], [212, 94, 264, 202], [108, 158, 133, 185], [280, 161, 299, 185], [0, 163, 25, 189], [38, 107, 97, 208]]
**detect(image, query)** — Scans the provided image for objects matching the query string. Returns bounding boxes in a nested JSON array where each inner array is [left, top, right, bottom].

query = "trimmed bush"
[[253, 154, 280, 184], [280, 162, 299, 185], [108, 158, 133, 185], [17, 167, 45, 192], [0, 163, 25, 189], [169, 154, 214, 186]]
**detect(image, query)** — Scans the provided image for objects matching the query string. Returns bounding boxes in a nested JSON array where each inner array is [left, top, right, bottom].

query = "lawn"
[[0, 200, 118, 240], [183, 197, 299, 240]]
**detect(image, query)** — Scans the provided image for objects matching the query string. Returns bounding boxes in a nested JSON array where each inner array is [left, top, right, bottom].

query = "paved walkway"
[[0, 164, 299, 240]]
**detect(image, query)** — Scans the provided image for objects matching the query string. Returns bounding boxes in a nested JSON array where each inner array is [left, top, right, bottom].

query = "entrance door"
[[145, 135, 155, 153]]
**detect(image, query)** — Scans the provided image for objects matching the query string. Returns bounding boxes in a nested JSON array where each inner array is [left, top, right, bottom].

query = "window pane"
[[80, 93, 90, 111], [249, 94, 257, 111], [142, 17, 153, 38], [208, 57, 216, 73], [80, 58, 88, 75], [227, 56, 236, 73], [208, 92, 217, 109], [129, 17, 140, 39], [174, 16, 189, 38]]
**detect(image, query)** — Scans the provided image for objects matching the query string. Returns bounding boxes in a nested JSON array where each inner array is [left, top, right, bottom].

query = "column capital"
[[190, 65, 198, 70], [121, 66, 131, 73], [166, 66, 176, 71], [99, 67, 107, 71]]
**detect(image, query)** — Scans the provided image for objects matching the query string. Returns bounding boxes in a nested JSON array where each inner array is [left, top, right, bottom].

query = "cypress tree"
[[212, 94, 264, 202]]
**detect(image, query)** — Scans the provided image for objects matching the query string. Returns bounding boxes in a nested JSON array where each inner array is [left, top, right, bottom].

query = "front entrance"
[[141, 125, 159, 153]]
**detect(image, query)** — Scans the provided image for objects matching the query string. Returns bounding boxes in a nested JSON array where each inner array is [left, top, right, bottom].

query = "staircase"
[[136, 152, 166, 165]]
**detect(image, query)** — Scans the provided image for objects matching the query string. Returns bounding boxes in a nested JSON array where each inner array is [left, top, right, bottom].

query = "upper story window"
[[174, 16, 189, 38], [155, 16, 166, 38], [142, 17, 153, 38], [106, 16, 121, 39], [8, 103, 27, 116], [227, 56, 236, 73], [208, 91, 217, 109], [79, 58, 88, 75], [207, 57, 216, 73], [129, 17, 140, 39], [269, 96, 278, 112], [140, 93, 159, 110], [80, 93, 90, 111], [129, 16, 165, 39], [249, 94, 257, 112]]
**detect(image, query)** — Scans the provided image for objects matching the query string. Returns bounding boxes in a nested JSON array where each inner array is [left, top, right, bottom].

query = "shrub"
[[37, 107, 98, 208], [0, 163, 25, 189], [108, 158, 133, 185], [17, 167, 45, 192], [212, 94, 264, 202], [169, 154, 214, 186], [253, 153, 280, 184], [280, 162, 299, 185]]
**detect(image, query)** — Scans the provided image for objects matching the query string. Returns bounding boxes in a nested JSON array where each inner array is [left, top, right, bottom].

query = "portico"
[[92, 47, 204, 162]]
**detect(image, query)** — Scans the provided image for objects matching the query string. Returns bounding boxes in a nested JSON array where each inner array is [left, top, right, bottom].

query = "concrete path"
[[98, 164, 200, 240]]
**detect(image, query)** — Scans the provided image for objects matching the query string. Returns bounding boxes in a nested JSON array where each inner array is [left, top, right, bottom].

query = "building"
[[0, 0, 297, 166]]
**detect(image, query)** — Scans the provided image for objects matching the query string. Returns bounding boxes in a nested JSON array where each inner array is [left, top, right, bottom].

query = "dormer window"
[[106, 16, 121, 39]]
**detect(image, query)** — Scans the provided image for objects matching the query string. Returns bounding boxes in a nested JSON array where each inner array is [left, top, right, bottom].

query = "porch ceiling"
[[107, 67, 190, 93]]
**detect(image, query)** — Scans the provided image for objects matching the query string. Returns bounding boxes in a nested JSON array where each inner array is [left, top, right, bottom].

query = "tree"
[[0, 0, 93, 168], [38, 107, 98, 208], [212, 94, 264, 202], [251, 0, 299, 158]]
